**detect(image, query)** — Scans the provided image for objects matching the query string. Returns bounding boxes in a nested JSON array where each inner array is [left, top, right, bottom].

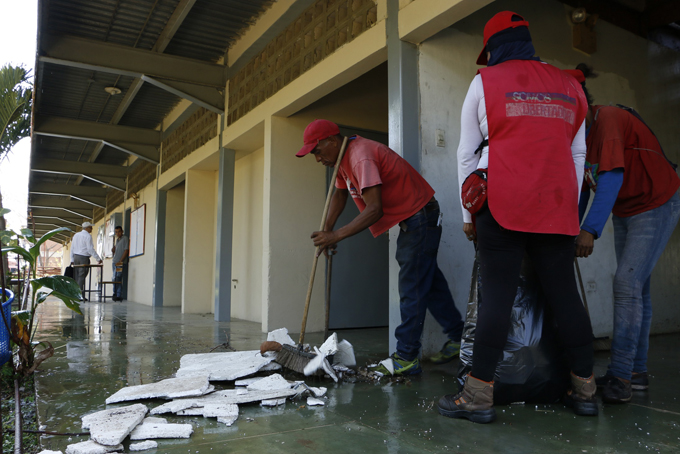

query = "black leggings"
[[471, 208, 594, 382]]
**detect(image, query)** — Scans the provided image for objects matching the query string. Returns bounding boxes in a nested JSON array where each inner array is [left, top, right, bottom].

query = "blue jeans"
[[394, 202, 464, 361], [112, 264, 124, 299], [609, 191, 680, 380]]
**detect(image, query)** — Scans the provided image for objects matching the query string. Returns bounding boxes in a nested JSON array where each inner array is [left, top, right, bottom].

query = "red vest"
[[479, 60, 587, 235]]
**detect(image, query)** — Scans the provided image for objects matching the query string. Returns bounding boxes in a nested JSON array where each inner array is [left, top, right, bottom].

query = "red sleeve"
[[352, 159, 383, 194]]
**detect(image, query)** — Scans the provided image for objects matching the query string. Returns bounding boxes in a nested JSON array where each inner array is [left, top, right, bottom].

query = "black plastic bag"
[[457, 254, 570, 405]]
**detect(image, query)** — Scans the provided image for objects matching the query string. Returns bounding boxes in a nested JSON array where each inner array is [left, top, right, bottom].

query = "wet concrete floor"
[[33, 298, 680, 453]]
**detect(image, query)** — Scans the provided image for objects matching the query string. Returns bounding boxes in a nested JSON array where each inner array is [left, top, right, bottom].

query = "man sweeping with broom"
[[296, 119, 464, 375]]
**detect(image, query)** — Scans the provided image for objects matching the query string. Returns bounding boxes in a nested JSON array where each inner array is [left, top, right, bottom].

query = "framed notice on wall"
[[129, 204, 146, 258]]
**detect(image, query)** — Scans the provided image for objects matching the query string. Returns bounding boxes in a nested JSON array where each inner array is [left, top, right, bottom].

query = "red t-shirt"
[[335, 136, 435, 237], [585, 106, 680, 217]]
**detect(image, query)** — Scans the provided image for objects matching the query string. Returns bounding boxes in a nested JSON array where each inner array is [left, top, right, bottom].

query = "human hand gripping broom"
[[260, 137, 349, 375]]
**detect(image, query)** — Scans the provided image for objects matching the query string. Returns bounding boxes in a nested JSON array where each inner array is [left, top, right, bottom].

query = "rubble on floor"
[[65, 440, 123, 454], [81, 403, 148, 446], [105, 375, 212, 404], [38, 451, 63, 454], [128, 440, 158, 452], [56, 330, 356, 453]]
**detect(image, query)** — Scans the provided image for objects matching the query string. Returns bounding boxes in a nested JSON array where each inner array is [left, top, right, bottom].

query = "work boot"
[[368, 353, 422, 376], [437, 374, 496, 423], [603, 377, 632, 404], [429, 340, 461, 364], [597, 371, 648, 391], [564, 372, 598, 416]]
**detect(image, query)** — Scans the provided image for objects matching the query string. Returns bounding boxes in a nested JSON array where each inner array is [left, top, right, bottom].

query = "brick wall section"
[[227, 0, 378, 125], [161, 107, 218, 174], [93, 206, 105, 223], [128, 161, 157, 195], [107, 188, 125, 212]]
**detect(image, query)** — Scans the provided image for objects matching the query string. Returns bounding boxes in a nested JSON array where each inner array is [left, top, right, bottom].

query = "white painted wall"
[[163, 183, 185, 307], [418, 0, 680, 341], [231, 147, 264, 323]]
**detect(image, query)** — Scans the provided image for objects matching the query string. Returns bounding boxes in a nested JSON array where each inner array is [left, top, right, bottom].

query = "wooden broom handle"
[[299, 136, 349, 345]]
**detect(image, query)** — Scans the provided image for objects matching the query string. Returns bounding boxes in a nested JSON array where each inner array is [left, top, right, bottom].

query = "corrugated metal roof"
[[46, 0, 181, 50], [163, 0, 275, 62], [118, 82, 182, 129]]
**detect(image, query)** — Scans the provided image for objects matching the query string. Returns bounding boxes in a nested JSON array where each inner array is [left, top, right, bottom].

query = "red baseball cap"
[[563, 69, 586, 84], [296, 119, 340, 157], [477, 11, 530, 65]]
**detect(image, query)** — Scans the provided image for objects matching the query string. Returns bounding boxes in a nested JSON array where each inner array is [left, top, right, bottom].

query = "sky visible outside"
[[0, 0, 37, 231]]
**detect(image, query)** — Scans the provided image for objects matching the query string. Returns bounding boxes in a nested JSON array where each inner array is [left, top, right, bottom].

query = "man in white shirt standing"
[[70, 221, 102, 301]]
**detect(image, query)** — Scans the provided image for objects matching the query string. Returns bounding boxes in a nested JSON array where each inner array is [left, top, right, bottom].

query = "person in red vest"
[[438, 11, 597, 424], [574, 65, 680, 404], [297, 120, 465, 375]]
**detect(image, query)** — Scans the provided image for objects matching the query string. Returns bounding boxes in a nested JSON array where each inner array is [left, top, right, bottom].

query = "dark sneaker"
[[603, 377, 632, 404], [369, 353, 422, 376], [438, 375, 496, 424], [631, 372, 649, 391], [595, 372, 615, 388], [430, 340, 461, 364]]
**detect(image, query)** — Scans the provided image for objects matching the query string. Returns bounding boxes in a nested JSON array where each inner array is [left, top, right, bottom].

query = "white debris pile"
[[64, 330, 349, 452]]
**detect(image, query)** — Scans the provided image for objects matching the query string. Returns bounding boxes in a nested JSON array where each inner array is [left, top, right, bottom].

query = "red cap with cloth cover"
[[477, 11, 530, 65], [296, 119, 340, 157]]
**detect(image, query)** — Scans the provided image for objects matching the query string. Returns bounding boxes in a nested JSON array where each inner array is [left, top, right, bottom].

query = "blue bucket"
[[0, 288, 14, 367]]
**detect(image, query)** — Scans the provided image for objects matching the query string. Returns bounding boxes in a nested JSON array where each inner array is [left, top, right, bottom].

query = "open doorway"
[[162, 181, 186, 307]]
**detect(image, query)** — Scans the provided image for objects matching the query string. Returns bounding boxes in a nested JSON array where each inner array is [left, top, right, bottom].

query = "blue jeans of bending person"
[[394, 201, 464, 361], [112, 263, 124, 299], [609, 191, 680, 381]]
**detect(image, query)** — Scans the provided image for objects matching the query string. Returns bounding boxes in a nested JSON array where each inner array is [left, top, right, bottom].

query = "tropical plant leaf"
[[20, 228, 35, 244], [12, 310, 30, 327], [31, 275, 82, 315], [0, 228, 18, 245], [29, 226, 71, 261], [2, 245, 33, 265], [0, 207, 9, 216], [0, 65, 32, 159]]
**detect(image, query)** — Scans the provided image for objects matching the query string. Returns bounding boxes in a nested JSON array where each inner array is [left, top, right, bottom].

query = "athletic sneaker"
[[596, 371, 649, 391], [430, 340, 461, 364], [369, 353, 422, 376], [602, 377, 632, 404]]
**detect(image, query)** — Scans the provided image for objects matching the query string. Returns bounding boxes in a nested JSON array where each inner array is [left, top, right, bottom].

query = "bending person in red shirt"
[[574, 65, 680, 404], [441, 11, 597, 424], [297, 119, 464, 376]]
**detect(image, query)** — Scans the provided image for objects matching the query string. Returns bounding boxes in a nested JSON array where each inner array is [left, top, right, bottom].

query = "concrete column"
[[261, 116, 326, 334], [386, 0, 422, 354], [163, 183, 185, 307], [152, 187, 167, 307], [214, 148, 236, 321], [182, 169, 217, 314]]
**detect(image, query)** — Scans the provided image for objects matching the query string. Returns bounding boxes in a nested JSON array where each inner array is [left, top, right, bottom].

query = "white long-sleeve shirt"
[[457, 73, 587, 223], [70, 229, 101, 263]]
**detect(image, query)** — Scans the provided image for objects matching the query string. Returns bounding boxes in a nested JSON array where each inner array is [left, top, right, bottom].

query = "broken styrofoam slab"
[[303, 347, 339, 382], [259, 361, 283, 371], [105, 376, 212, 404], [81, 403, 148, 446], [246, 374, 291, 391], [267, 328, 295, 346], [65, 440, 123, 454], [333, 340, 356, 367], [261, 398, 286, 407], [177, 403, 239, 419], [129, 422, 193, 440], [217, 415, 238, 426], [151, 388, 298, 415], [307, 397, 325, 406], [308, 386, 327, 398], [234, 377, 263, 387], [176, 351, 273, 381], [129, 441, 158, 452], [378, 358, 395, 375], [319, 333, 338, 356], [37, 451, 63, 454], [142, 416, 167, 425]]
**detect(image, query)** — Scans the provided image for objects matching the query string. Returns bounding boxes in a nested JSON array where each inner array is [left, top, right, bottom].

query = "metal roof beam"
[[29, 190, 106, 208], [27, 204, 92, 219], [142, 76, 225, 114], [40, 33, 226, 88], [31, 182, 108, 198], [32, 158, 128, 178], [34, 115, 160, 163], [30, 195, 96, 212], [30, 215, 82, 227], [153, 0, 199, 53], [29, 208, 86, 222]]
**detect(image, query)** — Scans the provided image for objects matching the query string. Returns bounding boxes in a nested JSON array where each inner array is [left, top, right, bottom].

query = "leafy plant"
[[0, 214, 82, 376]]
